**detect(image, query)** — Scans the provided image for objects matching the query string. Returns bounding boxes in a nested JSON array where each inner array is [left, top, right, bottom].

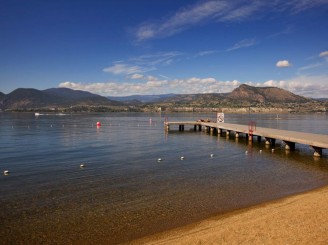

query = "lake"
[[0, 112, 327, 244]]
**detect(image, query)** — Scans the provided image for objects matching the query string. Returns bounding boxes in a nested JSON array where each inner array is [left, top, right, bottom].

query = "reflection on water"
[[0, 112, 327, 244]]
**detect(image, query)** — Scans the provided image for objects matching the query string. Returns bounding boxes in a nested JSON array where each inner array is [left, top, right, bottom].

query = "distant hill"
[[43, 88, 115, 104], [0, 88, 120, 110], [149, 84, 311, 106], [228, 84, 310, 103], [107, 94, 176, 103], [315, 98, 328, 102]]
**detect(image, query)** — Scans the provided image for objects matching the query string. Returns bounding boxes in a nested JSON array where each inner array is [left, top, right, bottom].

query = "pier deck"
[[165, 121, 328, 157]]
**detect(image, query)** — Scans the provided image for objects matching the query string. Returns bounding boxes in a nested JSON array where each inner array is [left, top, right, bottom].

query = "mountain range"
[[0, 85, 326, 113], [0, 88, 120, 111]]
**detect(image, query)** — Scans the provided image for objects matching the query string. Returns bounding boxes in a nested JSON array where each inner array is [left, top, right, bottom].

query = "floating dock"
[[165, 121, 328, 157]]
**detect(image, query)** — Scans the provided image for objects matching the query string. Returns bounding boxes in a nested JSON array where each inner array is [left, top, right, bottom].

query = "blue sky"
[[1, 0, 328, 97]]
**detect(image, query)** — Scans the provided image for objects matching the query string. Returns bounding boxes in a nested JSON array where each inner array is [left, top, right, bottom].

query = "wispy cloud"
[[287, 0, 328, 14], [196, 50, 219, 57], [299, 50, 328, 72], [226, 38, 257, 51], [103, 63, 144, 75], [299, 63, 323, 71], [130, 51, 183, 67], [134, 0, 328, 41], [135, 1, 228, 41], [218, 2, 264, 22], [103, 52, 183, 76], [268, 26, 294, 39]]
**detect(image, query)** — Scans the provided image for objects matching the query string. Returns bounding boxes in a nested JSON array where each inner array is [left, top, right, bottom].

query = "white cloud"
[[130, 73, 144, 79], [319, 51, 328, 57], [276, 60, 292, 68], [58, 74, 328, 98], [147, 75, 158, 81], [248, 75, 328, 98], [58, 77, 241, 96], [284, 75, 328, 98]]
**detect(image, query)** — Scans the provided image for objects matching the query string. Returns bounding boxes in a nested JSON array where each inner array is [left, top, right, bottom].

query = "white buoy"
[[80, 163, 85, 168], [210, 154, 214, 158], [4, 170, 9, 175], [157, 158, 162, 162], [180, 156, 185, 160], [245, 151, 248, 155], [259, 150, 262, 153]]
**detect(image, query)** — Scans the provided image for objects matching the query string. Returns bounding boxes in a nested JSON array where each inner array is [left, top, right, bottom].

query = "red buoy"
[[96, 122, 101, 127]]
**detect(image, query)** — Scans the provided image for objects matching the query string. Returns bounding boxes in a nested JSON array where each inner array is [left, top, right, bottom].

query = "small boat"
[[35, 112, 40, 116]]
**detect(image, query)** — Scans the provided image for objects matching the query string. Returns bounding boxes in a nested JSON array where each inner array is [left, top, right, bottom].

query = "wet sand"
[[131, 186, 328, 244]]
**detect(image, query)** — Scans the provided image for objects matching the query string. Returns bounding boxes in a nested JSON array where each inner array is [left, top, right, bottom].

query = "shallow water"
[[0, 112, 327, 244]]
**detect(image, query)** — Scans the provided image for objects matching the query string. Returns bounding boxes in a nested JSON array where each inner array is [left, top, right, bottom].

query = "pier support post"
[[198, 125, 202, 131], [235, 132, 239, 138], [311, 146, 323, 157], [179, 125, 184, 131], [217, 128, 221, 135], [210, 127, 214, 134], [226, 130, 230, 137], [257, 136, 261, 143], [271, 138, 276, 147], [165, 124, 169, 131], [264, 138, 276, 147], [194, 125, 197, 131], [284, 141, 295, 151]]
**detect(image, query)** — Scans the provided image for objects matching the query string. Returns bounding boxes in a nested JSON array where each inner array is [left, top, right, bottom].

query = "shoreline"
[[130, 186, 328, 244]]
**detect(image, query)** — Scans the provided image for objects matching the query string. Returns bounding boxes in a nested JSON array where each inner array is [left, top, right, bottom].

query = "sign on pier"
[[217, 113, 224, 123]]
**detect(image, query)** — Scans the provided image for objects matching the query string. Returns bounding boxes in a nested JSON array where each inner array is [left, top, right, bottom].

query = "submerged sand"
[[131, 186, 328, 244]]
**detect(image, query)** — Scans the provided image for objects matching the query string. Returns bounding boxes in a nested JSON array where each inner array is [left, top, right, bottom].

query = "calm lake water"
[[0, 112, 328, 244]]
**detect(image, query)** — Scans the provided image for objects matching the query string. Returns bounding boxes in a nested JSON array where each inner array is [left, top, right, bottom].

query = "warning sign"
[[217, 113, 224, 123]]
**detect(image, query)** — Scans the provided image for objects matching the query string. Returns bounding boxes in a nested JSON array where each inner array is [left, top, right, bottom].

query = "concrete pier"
[[165, 121, 328, 157]]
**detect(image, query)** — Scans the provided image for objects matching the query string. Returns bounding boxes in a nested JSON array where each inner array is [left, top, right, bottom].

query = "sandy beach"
[[131, 186, 328, 244]]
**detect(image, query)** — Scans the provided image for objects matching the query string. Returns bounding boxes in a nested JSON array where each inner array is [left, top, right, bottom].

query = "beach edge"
[[129, 186, 328, 244]]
